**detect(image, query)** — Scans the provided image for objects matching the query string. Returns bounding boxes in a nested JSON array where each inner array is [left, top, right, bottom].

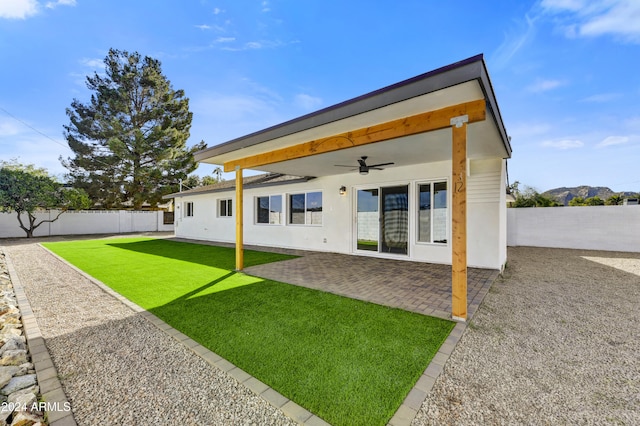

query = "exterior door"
[[356, 188, 379, 251], [356, 185, 408, 255]]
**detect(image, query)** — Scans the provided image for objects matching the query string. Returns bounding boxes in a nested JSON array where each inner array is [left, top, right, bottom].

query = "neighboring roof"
[[195, 54, 511, 164], [163, 173, 314, 199]]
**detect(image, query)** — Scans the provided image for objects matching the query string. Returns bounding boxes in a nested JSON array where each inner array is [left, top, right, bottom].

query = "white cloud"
[[294, 94, 322, 111], [625, 116, 640, 130], [541, 0, 640, 43], [597, 135, 630, 147], [0, 0, 75, 19], [540, 0, 586, 12], [0, 117, 70, 177], [195, 24, 211, 30], [220, 39, 290, 51], [45, 0, 76, 9], [490, 14, 537, 69], [190, 92, 285, 143], [0, 0, 38, 19], [527, 78, 566, 92], [541, 139, 584, 149], [213, 8, 222, 15], [261, 1, 270, 12], [0, 118, 21, 137], [509, 122, 552, 139], [79, 58, 103, 68], [581, 92, 622, 102]]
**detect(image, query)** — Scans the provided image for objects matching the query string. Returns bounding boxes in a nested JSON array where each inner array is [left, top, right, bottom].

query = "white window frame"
[[184, 201, 194, 217], [218, 198, 233, 217], [416, 180, 449, 245], [255, 194, 283, 225], [287, 191, 323, 226]]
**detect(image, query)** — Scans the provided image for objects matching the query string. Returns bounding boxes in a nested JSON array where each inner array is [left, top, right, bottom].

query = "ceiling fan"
[[334, 156, 395, 175]]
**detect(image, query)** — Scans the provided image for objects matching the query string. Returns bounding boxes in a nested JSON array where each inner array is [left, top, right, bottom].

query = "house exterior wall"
[[173, 159, 507, 269]]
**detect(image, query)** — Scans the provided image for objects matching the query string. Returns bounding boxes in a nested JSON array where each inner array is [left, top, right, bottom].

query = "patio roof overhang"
[[195, 54, 511, 177], [194, 54, 510, 322]]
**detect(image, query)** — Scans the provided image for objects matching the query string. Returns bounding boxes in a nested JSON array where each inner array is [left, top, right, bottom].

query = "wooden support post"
[[235, 166, 244, 271], [451, 115, 468, 321]]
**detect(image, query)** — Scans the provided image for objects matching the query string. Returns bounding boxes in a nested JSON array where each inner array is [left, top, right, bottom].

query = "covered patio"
[[244, 250, 498, 320], [174, 237, 498, 320], [179, 54, 511, 322]]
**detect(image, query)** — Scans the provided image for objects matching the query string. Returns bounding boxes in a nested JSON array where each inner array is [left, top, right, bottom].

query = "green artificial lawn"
[[44, 237, 455, 426]]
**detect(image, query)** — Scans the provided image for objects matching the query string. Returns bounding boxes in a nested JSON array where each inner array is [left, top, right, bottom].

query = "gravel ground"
[[415, 246, 640, 425], [2, 238, 639, 425], [2, 241, 295, 426]]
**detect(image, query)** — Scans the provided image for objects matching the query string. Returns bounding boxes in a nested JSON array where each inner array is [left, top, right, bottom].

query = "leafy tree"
[[569, 196, 605, 206], [180, 167, 225, 191], [0, 161, 91, 238], [212, 166, 223, 182], [201, 175, 219, 186], [568, 196, 585, 206], [181, 175, 202, 191], [584, 196, 604, 206], [62, 48, 206, 209], [605, 194, 623, 205], [509, 182, 561, 207]]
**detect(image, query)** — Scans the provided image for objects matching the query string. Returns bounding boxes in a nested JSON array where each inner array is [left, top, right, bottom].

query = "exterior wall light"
[[339, 186, 347, 196]]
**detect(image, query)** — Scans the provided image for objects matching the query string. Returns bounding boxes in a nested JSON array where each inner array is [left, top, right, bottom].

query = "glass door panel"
[[356, 189, 379, 251], [381, 186, 408, 255]]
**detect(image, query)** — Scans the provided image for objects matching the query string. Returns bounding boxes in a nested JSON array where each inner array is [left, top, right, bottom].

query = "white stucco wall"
[[174, 158, 507, 269], [0, 210, 173, 238], [507, 205, 640, 252]]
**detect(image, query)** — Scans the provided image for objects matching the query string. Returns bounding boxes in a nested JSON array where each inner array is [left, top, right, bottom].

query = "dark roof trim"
[[195, 54, 511, 162], [163, 175, 315, 199]]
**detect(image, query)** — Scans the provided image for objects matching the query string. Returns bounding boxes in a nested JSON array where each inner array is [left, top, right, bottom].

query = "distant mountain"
[[543, 186, 637, 205]]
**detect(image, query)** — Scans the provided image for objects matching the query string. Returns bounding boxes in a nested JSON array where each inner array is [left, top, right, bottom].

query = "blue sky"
[[1, 0, 639, 192]]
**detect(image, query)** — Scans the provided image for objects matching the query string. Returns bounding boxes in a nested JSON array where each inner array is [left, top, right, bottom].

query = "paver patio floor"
[[245, 251, 498, 319], [176, 237, 498, 320]]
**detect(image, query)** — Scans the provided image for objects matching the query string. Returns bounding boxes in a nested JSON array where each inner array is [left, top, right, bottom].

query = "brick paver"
[[244, 251, 498, 320]]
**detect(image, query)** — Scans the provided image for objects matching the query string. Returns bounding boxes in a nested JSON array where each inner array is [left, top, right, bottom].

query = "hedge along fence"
[[507, 205, 640, 252], [0, 210, 174, 238]]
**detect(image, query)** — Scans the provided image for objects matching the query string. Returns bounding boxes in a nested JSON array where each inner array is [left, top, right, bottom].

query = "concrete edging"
[[4, 250, 77, 426]]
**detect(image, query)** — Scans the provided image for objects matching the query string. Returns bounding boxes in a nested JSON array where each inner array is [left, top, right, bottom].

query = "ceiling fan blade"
[[368, 162, 394, 168]]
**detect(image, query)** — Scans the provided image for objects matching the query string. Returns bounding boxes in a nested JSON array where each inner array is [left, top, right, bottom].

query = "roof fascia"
[[163, 176, 314, 199], [195, 54, 512, 162]]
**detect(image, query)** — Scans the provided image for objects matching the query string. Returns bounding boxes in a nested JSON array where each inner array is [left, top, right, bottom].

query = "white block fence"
[[0, 210, 173, 238], [2, 206, 638, 254], [507, 205, 640, 252]]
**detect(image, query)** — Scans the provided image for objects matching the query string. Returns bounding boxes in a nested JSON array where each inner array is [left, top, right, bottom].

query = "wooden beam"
[[451, 118, 468, 321], [224, 99, 486, 172], [235, 167, 244, 271]]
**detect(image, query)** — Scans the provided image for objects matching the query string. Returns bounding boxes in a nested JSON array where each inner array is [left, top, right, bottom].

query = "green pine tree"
[[62, 48, 206, 209]]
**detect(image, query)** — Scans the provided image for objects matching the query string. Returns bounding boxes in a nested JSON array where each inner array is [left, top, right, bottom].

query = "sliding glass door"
[[356, 189, 379, 251], [356, 185, 408, 255]]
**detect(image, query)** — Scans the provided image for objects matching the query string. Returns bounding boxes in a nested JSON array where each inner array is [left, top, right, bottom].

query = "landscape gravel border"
[[4, 250, 75, 426], [38, 244, 332, 426]]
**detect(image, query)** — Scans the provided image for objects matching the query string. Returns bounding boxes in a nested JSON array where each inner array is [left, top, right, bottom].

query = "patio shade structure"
[[194, 54, 511, 321]]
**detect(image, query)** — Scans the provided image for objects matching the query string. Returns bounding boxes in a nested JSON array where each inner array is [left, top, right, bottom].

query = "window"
[[256, 195, 283, 224], [218, 199, 232, 217], [418, 181, 447, 243], [289, 191, 322, 225], [185, 201, 194, 217]]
